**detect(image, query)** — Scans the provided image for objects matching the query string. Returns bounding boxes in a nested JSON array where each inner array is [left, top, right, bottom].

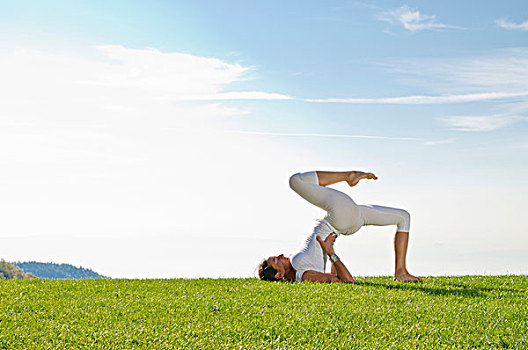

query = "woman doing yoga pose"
[[258, 170, 422, 283]]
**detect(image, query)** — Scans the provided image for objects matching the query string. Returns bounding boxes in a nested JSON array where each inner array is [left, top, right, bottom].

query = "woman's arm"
[[302, 233, 355, 283], [301, 270, 341, 283]]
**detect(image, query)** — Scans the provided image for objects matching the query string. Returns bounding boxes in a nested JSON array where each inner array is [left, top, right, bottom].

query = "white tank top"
[[290, 219, 338, 282]]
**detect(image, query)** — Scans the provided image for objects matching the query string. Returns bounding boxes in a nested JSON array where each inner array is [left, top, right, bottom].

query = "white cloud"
[[224, 130, 456, 147], [6, 45, 528, 110], [90, 45, 249, 95], [304, 91, 528, 104], [381, 47, 528, 94], [224, 130, 424, 142], [440, 115, 527, 131], [378, 5, 462, 32], [0, 45, 288, 104], [496, 18, 528, 31], [376, 47, 528, 131], [302, 48, 528, 107]]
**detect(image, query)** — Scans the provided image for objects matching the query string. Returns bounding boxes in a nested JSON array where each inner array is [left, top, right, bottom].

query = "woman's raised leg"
[[289, 171, 377, 231]]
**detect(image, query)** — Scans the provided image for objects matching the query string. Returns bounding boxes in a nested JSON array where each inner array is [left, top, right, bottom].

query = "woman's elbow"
[[339, 276, 355, 283]]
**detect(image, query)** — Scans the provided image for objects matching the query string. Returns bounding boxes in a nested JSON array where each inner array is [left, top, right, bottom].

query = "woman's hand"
[[316, 232, 337, 256], [312, 232, 354, 283]]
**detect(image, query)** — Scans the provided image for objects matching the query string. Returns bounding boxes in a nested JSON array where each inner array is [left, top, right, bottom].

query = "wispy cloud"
[[496, 18, 528, 31], [440, 115, 528, 132], [4, 44, 526, 137], [224, 130, 450, 146], [377, 47, 528, 131], [168, 91, 528, 104], [304, 91, 528, 104], [226, 130, 422, 141], [0, 45, 291, 108], [380, 47, 528, 94], [87, 45, 289, 101], [300, 48, 528, 109], [167, 91, 528, 104], [378, 5, 462, 32]]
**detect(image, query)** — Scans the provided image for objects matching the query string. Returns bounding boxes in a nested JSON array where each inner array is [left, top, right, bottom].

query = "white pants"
[[289, 171, 410, 235]]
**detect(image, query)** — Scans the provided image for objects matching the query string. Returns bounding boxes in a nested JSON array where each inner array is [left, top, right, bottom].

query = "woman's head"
[[258, 254, 290, 281], [258, 259, 279, 281]]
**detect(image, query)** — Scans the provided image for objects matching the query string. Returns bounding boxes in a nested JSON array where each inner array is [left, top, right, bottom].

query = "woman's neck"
[[284, 263, 296, 281]]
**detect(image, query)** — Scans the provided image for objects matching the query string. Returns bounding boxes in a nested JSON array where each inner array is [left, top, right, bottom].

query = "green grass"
[[1, 276, 527, 349]]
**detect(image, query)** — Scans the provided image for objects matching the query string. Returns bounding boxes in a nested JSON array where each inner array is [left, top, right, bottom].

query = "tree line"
[[12, 261, 106, 279]]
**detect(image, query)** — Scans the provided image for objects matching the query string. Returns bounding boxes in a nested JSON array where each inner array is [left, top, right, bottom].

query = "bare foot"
[[393, 273, 423, 282], [346, 171, 378, 187]]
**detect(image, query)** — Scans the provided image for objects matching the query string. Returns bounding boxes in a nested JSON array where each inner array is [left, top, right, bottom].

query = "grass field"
[[1, 276, 527, 349]]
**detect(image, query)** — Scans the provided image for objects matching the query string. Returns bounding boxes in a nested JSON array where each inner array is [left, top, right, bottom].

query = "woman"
[[258, 170, 422, 283]]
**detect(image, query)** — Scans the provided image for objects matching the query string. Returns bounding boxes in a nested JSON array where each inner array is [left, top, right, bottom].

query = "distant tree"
[[0, 259, 36, 280]]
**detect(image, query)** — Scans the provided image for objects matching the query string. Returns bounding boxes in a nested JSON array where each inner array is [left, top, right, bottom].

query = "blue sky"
[[0, 1, 527, 278]]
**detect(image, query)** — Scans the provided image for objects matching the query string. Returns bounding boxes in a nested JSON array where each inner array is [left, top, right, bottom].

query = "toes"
[[347, 172, 377, 186]]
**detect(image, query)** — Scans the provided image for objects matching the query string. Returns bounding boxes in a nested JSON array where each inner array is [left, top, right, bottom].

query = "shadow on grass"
[[355, 281, 515, 298]]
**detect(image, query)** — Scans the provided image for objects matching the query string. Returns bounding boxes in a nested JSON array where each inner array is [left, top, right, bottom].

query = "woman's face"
[[266, 254, 290, 279]]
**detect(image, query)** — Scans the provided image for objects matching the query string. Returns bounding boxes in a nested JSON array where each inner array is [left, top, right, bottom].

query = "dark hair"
[[258, 259, 280, 281]]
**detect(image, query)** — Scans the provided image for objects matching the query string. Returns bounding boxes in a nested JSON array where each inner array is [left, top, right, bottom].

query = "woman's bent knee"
[[289, 173, 301, 190], [397, 209, 411, 232], [289, 171, 319, 189]]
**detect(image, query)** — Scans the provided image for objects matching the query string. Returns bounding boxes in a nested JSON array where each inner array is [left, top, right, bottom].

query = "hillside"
[[12, 261, 106, 279], [0, 276, 526, 348]]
